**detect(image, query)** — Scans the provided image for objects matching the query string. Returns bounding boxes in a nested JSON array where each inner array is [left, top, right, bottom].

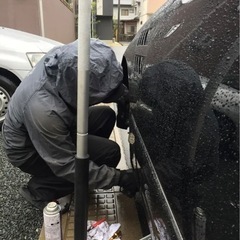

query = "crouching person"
[[2, 39, 138, 213]]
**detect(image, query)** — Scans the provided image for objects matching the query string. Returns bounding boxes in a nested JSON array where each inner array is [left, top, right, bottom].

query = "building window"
[[121, 9, 129, 16], [129, 8, 134, 13], [127, 25, 135, 34]]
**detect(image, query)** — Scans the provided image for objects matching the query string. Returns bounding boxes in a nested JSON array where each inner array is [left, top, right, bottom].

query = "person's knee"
[[90, 105, 116, 120], [105, 106, 116, 122], [107, 141, 121, 167]]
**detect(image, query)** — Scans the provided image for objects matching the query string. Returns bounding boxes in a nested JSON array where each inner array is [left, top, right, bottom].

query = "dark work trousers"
[[19, 105, 121, 201]]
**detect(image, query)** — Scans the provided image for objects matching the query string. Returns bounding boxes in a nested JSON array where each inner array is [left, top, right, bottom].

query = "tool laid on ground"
[[88, 218, 107, 232], [87, 218, 121, 240]]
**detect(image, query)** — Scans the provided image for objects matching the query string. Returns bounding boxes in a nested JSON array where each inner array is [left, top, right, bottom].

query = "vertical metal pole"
[[74, 0, 91, 239], [38, 0, 45, 37], [117, 0, 120, 42]]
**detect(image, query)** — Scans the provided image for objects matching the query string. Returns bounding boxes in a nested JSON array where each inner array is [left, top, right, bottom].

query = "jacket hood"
[[43, 39, 123, 109]]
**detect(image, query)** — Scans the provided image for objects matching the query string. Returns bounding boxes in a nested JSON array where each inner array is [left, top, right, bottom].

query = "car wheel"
[[0, 75, 18, 126]]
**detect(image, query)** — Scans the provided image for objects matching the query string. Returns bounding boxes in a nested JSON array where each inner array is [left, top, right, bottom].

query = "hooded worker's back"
[[2, 39, 124, 169]]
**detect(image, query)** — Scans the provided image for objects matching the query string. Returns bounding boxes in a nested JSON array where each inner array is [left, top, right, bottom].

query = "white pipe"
[[38, 0, 45, 37], [76, 0, 91, 159]]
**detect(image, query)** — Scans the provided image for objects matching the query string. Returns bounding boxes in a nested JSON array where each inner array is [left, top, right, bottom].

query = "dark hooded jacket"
[[2, 39, 125, 189]]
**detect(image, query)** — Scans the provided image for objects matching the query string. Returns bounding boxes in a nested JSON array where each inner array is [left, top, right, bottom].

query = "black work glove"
[[116, 94, 129, 129], [102, 84, 129, 129], [118, 170, 139, 198]]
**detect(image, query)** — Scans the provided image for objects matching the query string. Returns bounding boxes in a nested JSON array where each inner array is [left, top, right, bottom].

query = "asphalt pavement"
[[0, 133, 43, 240]]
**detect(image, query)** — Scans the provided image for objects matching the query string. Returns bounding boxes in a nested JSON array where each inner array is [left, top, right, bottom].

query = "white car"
[[0, 26, 62, 125]]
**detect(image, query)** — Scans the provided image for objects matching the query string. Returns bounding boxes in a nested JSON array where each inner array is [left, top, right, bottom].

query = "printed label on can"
[[44, 213, 62, 240], [43, 202, 62, 240]]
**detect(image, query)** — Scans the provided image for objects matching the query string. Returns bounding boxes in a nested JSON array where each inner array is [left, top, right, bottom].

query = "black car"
[[118, 0, 239, 239]]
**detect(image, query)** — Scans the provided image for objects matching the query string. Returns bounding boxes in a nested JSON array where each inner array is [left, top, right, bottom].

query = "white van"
[[0, 26, 62, 124]]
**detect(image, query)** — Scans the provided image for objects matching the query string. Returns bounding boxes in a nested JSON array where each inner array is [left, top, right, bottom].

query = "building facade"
[[113, 0, 166, 41], [0, 0, 167, 43], [95, 0, 114, 40], [113, 0, 138, 41], [136, 0, 166, 31], [0, 0, 76, 44]]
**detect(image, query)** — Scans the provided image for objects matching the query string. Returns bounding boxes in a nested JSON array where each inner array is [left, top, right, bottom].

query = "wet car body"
[[120, 0, 239, 239]]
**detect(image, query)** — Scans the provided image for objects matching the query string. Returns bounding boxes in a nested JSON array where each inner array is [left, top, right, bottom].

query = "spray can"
[[192, 207, 206, 240], [43, 202, 62, 240]]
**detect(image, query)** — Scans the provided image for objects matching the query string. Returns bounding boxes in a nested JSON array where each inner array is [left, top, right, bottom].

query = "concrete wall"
[[95, 0, 113, 40], [42, 0, 75, 43], [0, 0, 75, 44], [147, 0, 166, 13], [138, 0, 166, 31], [0, 0, 41, 35], [96, 16, 113, 40], [97, 0, 113, 16], [103, 0, 113, 16]]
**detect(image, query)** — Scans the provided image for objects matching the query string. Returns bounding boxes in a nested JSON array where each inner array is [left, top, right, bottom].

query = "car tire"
[[0, 75, 18, 127]]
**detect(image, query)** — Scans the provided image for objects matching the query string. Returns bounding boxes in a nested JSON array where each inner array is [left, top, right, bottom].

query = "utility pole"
[[117, 0, 120, 42]]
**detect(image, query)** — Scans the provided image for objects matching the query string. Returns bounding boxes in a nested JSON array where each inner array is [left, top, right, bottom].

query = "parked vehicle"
[[120, 0, 239, 239], [0, 27, 62, 125]]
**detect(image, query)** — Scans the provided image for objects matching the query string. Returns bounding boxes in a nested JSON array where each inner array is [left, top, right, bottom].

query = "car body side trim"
[[130, 113, 184, 240]]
